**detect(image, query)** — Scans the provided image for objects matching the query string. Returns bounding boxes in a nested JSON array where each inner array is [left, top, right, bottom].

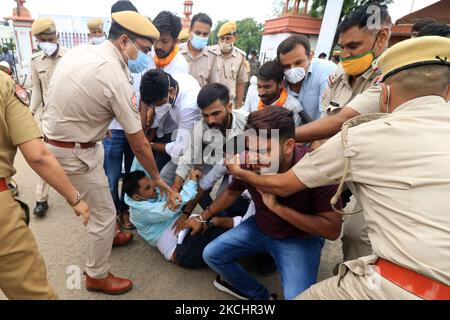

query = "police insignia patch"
[[14, 84, 30, 106]]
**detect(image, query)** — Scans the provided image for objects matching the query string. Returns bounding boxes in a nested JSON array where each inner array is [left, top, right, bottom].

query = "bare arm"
[[183, 188, 242, 235], [19, 138, 89, 225], [182, 186, 206, 214], [151, 142, 168, 154], [258, 190, 341, 240], [274, 206, 341, 240], [295, 107, 360, 143]]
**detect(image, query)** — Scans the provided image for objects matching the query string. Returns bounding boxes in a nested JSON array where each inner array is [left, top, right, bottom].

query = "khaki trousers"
[[296, 255, 420, 300], [47, 143, 116, 279], [0, 191, 57, 299], [341, 196, 372, 261]]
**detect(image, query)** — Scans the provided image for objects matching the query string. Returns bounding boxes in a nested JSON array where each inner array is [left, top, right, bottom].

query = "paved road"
[[1, 151, 343, 300]]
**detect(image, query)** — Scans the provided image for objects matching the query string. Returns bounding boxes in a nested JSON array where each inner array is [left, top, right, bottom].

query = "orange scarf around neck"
[[154, 45, 179, 69], [257, 87, 288, 110]]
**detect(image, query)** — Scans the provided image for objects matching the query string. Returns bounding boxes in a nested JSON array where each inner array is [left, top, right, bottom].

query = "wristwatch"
[[68, 191, 81, 207]]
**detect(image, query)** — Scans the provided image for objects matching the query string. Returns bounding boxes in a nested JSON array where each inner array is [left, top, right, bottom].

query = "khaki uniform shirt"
[[0, 72, 41, 178], [212, 45, 248, 103], [321, 65, 379, 117], [29, 45, 67, 114], [179, 42, 219, 87], [293, 96, 450, 285], [42, 41, 141, 143]]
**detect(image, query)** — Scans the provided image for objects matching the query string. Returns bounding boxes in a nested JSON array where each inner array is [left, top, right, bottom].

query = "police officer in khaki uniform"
[[213, 21, 248, 108], [87, 18, 106, 45], [228, 35, 450, 300], [179, 13, 219, 87], [0, 72, 89, 299], [29, 18, 68, 218], [41, 11, 179, 295]]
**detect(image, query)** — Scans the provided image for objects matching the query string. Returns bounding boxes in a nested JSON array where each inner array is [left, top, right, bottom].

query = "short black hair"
[[257, 60, 284, 84], [318, 52, 327, 58], [338, 2, 391, 34], [417, 23, 450, 38], [245, 106, 295, 141], [111, 0, 138, 14], [140, 69, 177, 105], [197, 83, 230, 110], [277, 35, 311, 59], [153, 11, 182, 40], [412, 18, 437, 33], [190, 13, 213, 29], [108, 21, 153, 42], [122, 170, 146, 198]]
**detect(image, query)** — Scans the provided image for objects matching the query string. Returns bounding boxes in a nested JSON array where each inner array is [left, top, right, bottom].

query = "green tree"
[[236, 18, 264, 54], [209, 18, 264, 55], [272, 0, 393, 19]]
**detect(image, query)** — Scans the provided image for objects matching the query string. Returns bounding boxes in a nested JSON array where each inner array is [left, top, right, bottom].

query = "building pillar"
[[4, 0, 34, 86]]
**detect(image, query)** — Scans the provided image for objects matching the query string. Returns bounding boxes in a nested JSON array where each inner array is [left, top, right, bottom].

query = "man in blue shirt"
[[277, 35, 337, 123]]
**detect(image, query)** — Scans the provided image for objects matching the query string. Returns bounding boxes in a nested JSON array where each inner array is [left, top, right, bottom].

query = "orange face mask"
[[340, 51, 375, 76]]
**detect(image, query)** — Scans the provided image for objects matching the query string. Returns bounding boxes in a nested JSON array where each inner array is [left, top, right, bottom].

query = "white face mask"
[[155, 103, 171, 117], [38, 42, 58, 56], [219, 42, 233, 54], [90, 36, 105, 45], [284, 65, 307, 84]]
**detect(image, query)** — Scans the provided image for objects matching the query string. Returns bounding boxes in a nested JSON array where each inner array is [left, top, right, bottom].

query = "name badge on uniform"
[[14, 84, 30, 106]]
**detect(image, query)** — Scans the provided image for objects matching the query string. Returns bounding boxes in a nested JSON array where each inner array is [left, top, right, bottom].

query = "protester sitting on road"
[[123, 163, 240, 269]]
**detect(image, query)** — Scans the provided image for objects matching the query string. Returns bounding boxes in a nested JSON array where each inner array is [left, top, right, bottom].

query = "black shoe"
[[33, 201, 49, 217], [213, 275, 250, 300], [256, 254, 278, 277]]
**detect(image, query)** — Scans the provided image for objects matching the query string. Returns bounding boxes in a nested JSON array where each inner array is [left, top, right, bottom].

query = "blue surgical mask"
[[127, 40, 151, 73], [191, 34, 208, 50]]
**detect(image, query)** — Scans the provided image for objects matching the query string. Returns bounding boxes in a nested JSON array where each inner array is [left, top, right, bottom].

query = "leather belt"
[[44, 136, 96, 149], [375, 258, 450, 300], [0, 178, 8, 192]]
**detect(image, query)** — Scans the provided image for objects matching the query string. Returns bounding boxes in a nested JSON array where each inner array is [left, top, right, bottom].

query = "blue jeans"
[[102, 130, 134, 213], [203, 216, 324, 300]]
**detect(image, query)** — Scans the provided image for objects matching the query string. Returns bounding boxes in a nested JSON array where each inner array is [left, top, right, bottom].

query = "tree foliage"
[[209, 18, 264, 55]]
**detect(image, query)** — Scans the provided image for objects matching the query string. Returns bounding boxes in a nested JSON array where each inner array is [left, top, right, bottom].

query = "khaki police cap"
[[87, 18, 104, 30], [111, 11, 160, 41], [218, 21, 237, 37], [179, 29, 190, 42], [378, 36, 450, 81], [31, 18, 56, 36]]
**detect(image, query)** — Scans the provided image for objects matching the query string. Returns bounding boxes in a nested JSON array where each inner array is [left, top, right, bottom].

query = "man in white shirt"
[[132, 11, 189, 172], [139, 69, 202, 185]]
